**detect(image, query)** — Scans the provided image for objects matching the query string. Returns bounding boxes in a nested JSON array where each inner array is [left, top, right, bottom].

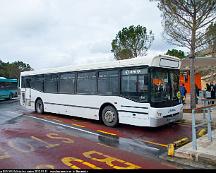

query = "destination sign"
[[122, 69, 148, 75], [159, 58, 179, 68]]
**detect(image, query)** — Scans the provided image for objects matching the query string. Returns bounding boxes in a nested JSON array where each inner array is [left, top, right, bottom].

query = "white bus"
[[20, 55, 183, 127]]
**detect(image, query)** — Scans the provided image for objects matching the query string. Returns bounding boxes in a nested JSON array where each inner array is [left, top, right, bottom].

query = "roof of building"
[[180, 56, 216, 71]]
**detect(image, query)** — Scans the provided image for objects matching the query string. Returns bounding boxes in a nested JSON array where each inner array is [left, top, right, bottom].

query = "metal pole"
[[190, 57, 196, 109], [192, 109, 197, 150], [207, 108, 212, 142], [203, 100, 207, 119]]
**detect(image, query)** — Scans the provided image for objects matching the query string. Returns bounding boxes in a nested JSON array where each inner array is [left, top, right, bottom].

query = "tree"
[[166, 49, 186, 59], [0, 60, 33, 79], [111, 25, 154, 60], [12, 61, 33, 72], [154, 0, 216, 109]]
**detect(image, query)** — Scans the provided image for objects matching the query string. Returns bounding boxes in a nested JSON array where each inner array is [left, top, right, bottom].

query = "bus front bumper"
[[149, 112, 183, 127]]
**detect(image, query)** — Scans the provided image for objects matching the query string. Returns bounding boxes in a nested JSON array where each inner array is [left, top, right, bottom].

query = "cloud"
[[0, 0, 183, 70]]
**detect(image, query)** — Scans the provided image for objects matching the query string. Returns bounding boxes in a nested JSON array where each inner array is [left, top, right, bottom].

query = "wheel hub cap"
[[104, 110, 115, 123]]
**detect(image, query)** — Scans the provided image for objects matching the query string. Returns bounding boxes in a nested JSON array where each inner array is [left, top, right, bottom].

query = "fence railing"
[[192, 98, 216, 150]]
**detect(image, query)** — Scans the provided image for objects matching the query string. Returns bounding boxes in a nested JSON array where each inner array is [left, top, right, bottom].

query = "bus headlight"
[[180, 106, 183, 113]]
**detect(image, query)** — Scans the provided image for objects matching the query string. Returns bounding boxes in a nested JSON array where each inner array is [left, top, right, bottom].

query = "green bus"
[[0, 77, 18, 100]]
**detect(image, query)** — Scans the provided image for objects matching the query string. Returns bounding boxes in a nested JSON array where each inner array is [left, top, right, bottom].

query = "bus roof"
[[0, 77, 17, 83], [21, 54, 181, 76]]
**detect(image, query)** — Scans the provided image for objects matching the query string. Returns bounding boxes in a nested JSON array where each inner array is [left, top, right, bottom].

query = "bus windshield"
[[151, 68, 179, 102]]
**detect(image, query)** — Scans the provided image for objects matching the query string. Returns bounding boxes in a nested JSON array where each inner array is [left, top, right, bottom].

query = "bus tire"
[[8, 93, 13, 100], [101, 106, 118, 127], [35, 99, 44, 114]]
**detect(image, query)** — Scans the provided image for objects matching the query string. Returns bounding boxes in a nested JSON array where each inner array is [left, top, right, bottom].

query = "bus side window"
[[44, 74, 58, 93], [98, 70, 119, 95], [77, 71, 97, 94]]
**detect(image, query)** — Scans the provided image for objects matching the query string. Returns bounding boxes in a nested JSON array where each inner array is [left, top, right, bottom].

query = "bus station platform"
[[171, 94, 216, 168], [173, 110, 216, 168]]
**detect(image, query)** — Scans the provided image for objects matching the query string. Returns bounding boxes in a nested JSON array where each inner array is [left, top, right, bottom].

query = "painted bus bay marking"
[[62, 157, 102, 169], [83, 150, 141, 169], [26, 115, 100, 136], [142, 140, 168, 148], [52, 118, 63, 123], [31, 136, 60, 148], [72, 123, 85, 128], [35, 164, 55, 169], [97, 143, 114, 149], [31, 133, 74, 148], [96, 130, 117, 136], [8, 140, 35, 153], [1, 132, 142, 169], [0, 147, 10, 160], [46, 133, 74, 144], [61, 150, 141, 169]]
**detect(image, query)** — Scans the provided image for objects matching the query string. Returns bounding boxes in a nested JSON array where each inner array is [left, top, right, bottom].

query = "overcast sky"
[[0, 0, 187, 70]]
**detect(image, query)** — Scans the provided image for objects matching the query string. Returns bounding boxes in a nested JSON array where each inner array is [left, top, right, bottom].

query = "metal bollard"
[[192, 109, 197, 150], [207, 108, 212, 142], [203, 100, 207, 119], [167, 144, 175, 156]]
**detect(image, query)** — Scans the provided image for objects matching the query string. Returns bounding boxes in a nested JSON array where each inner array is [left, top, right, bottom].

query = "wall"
[[180, 71, 202, 93]]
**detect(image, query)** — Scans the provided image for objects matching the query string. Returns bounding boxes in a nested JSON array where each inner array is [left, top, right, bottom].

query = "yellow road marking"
[[97, 143, 114, 149], [96, 130, 117, 136], [72, 119, 79, 122], [72, 123, 85, 128], [143, 140, 168, 148], [174, 122, 191, 127], [177, 124, 191, 127]]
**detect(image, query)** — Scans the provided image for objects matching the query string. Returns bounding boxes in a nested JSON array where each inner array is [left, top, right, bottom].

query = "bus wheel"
[[35, 99, 44, 114], [9, 93, 13, 100], [102, 106, 118, 127]]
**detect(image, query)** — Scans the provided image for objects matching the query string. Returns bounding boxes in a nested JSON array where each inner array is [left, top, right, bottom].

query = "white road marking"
[[25, 115, 100, 136]]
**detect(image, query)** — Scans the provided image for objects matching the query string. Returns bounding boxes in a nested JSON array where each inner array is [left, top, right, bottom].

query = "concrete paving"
[[173, 94, 216, 168]]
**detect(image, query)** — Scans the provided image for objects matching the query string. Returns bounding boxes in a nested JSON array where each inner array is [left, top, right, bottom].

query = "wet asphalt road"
[[0, 99, 193, 169]]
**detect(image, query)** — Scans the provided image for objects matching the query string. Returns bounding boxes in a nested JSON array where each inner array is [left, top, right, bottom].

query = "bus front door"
[[25, 88, 31, 106], [24, 78, 31, 107]]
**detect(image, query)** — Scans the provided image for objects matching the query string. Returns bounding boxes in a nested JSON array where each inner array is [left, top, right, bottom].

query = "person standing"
[[180, 84, 187, 104], [206, 83, 211, 91], [210, 83, 215, 104], [205, 83, 211, 104], [195, 84, 200, 104]]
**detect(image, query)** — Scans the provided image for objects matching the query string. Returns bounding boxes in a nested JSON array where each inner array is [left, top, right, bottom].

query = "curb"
[[173, 137, 190, 148], [159, 153, 216, 169], [174, 150, 216, 167], [198, 153, 216, 166]]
